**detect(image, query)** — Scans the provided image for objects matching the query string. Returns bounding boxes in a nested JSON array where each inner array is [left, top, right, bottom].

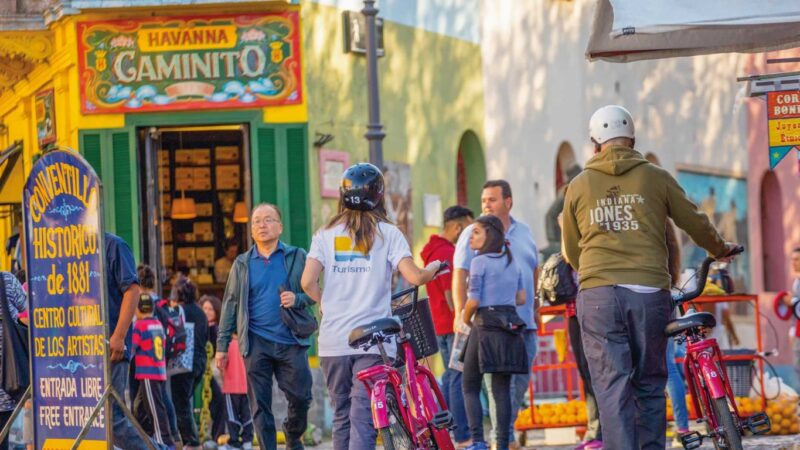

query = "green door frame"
[[81, 110, 309, 259]]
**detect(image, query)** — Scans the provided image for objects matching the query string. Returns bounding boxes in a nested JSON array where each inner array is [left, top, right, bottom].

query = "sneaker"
[[455, 440, 474, 449], [465, 442, 489, 450], [575, 439, 603, 450], [672, 430, 691, 448]]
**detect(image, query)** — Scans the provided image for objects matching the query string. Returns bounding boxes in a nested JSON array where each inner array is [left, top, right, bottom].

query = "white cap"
[[589, 105, 635, 144]]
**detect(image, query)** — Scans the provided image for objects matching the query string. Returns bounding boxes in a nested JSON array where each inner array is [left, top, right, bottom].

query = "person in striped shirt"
[[132, 295, 174, 448]]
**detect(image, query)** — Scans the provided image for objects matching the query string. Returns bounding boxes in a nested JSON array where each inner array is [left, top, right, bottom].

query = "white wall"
[[480, 0, 749, 247]]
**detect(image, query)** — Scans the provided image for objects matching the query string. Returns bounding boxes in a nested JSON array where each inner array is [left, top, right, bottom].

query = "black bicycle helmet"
[[340, 163, 384, 211]]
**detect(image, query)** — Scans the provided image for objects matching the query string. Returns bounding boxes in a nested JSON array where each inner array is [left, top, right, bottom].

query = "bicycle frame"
[[357, 334, 453, 449], [354, 277, 455, 450], [681, 333, 743, 433], [671, 247, 771, 449]]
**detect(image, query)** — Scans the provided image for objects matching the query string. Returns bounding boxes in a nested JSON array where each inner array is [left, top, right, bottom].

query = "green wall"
[[302, 2, 486, 252]]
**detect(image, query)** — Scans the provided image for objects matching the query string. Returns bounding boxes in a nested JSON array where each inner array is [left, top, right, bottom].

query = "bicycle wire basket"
[[721, 348, 756, 397], [391, 294, 439, 360]]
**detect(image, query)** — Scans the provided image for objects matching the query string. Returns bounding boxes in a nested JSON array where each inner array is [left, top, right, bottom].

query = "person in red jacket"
[[421, 205, 474, 446]]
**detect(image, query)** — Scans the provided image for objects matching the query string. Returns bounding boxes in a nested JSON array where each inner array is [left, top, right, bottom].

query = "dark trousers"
[[320, 354, 383, 450], [567, 316, 602, 442], [171, 371, 203, 446], [462, 330, 512, 449], [209, 378, 226, 440], [163, 376, 182, 444], [577, 286, 672, 450], [225, 394, 254, 448], [0, 410, 10, 450], [134, 379, 175, 446], [244, 334, 312, 450]]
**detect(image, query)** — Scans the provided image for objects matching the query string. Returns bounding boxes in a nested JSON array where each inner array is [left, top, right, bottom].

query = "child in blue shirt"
[[461, 215, 527, 450]]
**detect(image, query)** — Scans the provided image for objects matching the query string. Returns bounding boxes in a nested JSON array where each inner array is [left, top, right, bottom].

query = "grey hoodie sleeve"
[[217, 260, 241, 354]]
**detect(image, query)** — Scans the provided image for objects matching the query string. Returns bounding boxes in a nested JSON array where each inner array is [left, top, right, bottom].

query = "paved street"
[[298, 434, 800, 449]]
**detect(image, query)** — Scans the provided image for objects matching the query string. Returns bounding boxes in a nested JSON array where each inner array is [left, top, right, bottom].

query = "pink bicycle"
[[668, 246, 770, 450], [348, 263, 455, 450]]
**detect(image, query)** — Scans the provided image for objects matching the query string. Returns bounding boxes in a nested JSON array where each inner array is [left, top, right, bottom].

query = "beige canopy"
[[587, 0, 800, 63]]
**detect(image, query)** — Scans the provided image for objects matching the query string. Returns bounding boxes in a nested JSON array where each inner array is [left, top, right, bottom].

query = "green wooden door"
[[79, 128, 141, 260], [251, 124, 310, 250]]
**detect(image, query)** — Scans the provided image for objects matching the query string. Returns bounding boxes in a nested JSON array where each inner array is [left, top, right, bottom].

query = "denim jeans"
[[111, 360, 154, 450], [485, 330, 537, 445], [436, 333, 470, 443], [666, 337, 689, 431]]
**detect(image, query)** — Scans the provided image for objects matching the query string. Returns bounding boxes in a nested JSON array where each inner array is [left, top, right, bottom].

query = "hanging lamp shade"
[[171, 191, 197, 220], [233, 201, 249, 223]]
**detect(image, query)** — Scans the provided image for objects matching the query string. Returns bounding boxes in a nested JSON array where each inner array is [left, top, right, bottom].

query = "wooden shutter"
[[79, 129, 141, 260], [110, 130, 138, 254], [285, 126, 310, 250]]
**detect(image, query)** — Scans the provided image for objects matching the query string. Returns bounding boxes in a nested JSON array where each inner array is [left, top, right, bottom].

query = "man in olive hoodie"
[[562, 105, 739, 450]]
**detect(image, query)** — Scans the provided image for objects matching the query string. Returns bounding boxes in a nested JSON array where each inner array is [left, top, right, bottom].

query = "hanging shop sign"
[[766, 90, 800, 168], [77, 12, 302, 114], [23, 149, 110, 449]]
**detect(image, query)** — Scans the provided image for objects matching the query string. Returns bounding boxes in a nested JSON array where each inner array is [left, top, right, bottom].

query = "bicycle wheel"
[[379, 389, 414, 450], [710, 397, 744, 450]]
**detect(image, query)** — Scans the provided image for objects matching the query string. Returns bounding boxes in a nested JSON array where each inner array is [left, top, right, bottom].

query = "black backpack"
[[153, 298, 188, 361], [537, 252, 578, 306]]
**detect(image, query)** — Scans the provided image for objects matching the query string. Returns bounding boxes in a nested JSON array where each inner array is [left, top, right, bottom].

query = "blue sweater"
[[468, 253, 523, 307]]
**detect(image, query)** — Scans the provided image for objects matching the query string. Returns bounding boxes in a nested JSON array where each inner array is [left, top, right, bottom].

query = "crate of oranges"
[[515, 400, 588, 430], [756, 395, 799, 435]]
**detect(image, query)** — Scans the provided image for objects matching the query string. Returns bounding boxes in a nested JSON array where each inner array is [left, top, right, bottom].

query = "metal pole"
[[362, 0, 385, 168]]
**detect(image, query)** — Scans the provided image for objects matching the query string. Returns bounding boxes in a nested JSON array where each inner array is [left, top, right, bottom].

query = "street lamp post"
[[362, 0, 384, 168]]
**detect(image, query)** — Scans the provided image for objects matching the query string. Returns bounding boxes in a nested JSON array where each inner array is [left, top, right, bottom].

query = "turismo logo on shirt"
[[334, 236, 371, 262]]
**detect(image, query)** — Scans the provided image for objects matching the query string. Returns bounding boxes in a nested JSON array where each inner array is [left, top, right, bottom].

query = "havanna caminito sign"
[[77, 12, 302, 114]]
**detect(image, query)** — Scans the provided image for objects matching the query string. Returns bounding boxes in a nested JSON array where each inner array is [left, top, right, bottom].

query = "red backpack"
[[154, 297, 188, 360]]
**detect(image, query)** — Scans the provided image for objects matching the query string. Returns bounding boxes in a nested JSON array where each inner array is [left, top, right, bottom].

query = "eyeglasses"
[[253, 217, 281, 226]]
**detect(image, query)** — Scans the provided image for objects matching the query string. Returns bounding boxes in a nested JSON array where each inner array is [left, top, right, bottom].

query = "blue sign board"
[[23, 150, 110, 450]]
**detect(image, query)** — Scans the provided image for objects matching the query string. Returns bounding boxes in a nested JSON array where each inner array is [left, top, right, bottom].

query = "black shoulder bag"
[[0, 274, 29, 402]]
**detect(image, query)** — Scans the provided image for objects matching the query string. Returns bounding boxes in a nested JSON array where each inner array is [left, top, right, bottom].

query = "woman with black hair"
[[461, 215, 527, 450], [170, 277, 209, 450]]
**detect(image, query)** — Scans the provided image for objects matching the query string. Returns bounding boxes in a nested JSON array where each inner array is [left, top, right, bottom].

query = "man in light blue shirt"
[[453, 180, 539, 449]]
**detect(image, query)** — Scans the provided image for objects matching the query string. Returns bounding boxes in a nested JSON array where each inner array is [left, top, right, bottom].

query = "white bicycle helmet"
[[589, 105, 635, 144]]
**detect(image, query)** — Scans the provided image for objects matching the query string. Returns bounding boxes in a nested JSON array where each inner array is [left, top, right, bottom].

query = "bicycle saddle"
[[348, 317, 402, 349], [664, 311, 716, 337]]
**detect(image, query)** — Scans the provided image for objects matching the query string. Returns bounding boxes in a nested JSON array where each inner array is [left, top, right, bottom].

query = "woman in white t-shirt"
[[302, 163, 441, 450]]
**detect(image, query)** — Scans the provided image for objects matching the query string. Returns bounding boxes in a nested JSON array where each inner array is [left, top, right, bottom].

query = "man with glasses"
[[215, 204, 314, 450]]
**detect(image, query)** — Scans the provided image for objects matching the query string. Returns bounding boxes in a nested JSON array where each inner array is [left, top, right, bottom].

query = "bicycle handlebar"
[[672, 245, 744, 306], [391, 261, 450, 321]]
